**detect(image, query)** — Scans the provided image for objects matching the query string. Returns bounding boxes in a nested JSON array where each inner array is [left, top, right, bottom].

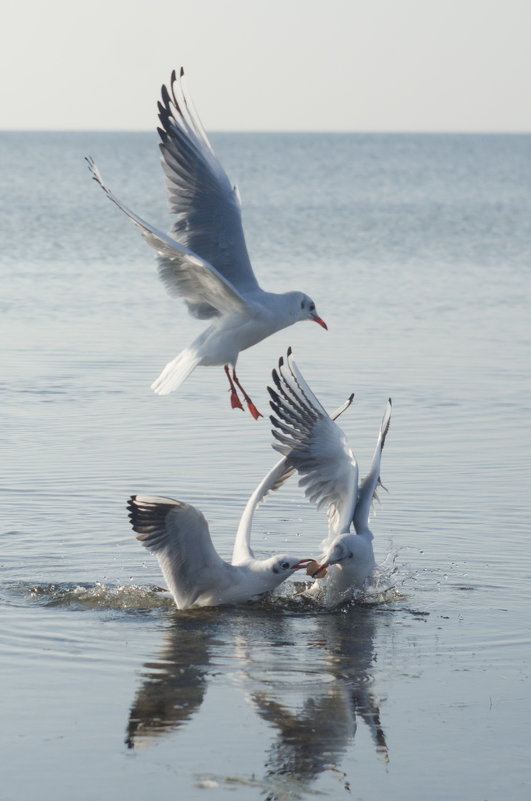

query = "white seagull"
[[232, 389, 355, 565], [127, 376, 354, 610], [86, 68, 327, 419], [267, 349, 392, 606], [127, 490, 314, 610]]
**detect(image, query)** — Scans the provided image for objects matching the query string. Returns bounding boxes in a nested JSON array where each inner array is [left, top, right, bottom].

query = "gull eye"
[[310, 303, 315, 312], [281, 561, 291, 570]]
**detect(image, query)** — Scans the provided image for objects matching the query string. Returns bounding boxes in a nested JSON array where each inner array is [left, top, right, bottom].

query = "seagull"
[[232, 391, 355, 565], [127, 490, 314, 610], [86, 69, 327, 419], [267, 349, 392, 606], [126, 376, 355, 610]]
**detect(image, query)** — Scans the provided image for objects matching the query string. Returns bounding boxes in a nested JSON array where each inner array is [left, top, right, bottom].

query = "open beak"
[[311, 314, 328, 330], [292, 558, 316, 571]]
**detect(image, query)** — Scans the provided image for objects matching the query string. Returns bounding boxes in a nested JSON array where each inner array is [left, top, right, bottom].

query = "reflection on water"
[[126, 613, 212, 748], [2, 131, 531, 800], [126, 604, 389, 797]]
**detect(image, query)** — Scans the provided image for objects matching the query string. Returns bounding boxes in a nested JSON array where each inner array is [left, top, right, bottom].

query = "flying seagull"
[[87, 68, 326, 419]]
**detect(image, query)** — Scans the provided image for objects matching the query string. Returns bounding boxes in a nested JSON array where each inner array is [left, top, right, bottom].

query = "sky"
[[1, 0, 530, 131]]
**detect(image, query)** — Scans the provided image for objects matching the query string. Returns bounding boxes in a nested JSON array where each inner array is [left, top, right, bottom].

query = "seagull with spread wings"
[[127, 493, 313, 610], [126, 365, 354, 610], [268, 349, 392, 606], [87, 69, 326, 419]]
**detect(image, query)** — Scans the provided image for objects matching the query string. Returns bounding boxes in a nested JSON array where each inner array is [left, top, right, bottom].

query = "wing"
[[232, 390, 355, 564], [157, 68, 259, 317], [127, 494, 227, 610], [267, 351, 359, 540], [232, 457, 294, 564], [86, 156, 248, 317], [353, 399, 392, 535]]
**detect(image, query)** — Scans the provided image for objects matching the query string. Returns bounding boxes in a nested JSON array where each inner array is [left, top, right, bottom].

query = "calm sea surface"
[[1, 131, 530, 800]]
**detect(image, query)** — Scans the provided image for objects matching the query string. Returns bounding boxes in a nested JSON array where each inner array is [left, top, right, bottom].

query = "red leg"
[[224, 364, 244, 411], [232, 368, 262, 420]]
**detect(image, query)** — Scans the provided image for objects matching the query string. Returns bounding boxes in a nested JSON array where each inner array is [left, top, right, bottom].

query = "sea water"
[[1, 130, 530, 800]]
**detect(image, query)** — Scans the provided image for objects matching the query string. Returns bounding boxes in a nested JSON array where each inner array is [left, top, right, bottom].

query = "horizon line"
[[1, 128, 530, 135]]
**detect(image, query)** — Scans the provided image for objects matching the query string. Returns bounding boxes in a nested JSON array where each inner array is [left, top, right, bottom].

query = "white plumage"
[[268, 349, 392, 606], [87, 69, 326, 418], [127, 463, 315, 609]]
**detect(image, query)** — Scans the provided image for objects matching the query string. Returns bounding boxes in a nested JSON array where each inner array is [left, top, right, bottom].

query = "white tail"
[[151, 347, 201, 395]]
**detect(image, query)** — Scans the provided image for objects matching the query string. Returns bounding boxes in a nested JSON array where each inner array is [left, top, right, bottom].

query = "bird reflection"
[[125, 606, 293, 749], [252, 609, 388, 799], [125, 602, 388, 793], [126, 612, 213, 748]]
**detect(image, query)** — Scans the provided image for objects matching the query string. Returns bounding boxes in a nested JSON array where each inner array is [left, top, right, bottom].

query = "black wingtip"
[[267, 386, 280, 402], [269, 401, 282, 419], [171, 68, 177, 82], [287, 346, 293, 357], [180, 66, 184, 78], [127, 494, 137, 521], [278, 356, 284, 368], [271, 429, 285, 444], [388, 397, 392, 405], [161, 84, 171, 108]]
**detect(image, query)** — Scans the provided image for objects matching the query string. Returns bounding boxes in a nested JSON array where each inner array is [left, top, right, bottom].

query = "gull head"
[[310, 533, 376, 590], [287, 292, 327, 329], [251, 554, 316, 595], [269, 555, 315, 575], [311, 533, 360, 575]]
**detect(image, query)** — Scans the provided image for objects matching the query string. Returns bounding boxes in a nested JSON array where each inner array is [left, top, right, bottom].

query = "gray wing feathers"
[[157, 69, 259, 303], [233, 388, 355, 565], [85, 156, 247, 316], [247, 391, 353, 507], [268, 353, 358, 537], [128, 494, 226, 609], [283, 347, 329, 415]]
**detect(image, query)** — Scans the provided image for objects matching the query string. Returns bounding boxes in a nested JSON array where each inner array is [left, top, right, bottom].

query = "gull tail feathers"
[[151, 347, 202, 395]]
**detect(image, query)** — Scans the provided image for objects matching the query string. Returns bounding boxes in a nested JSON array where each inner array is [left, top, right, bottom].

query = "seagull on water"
[[267, 349, 392, 606], [86, 68, 327, 419], [126, 365, 355, 610], [127, 477, 316, 610]]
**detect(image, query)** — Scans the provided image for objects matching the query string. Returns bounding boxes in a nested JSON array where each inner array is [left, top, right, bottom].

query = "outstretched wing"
[[233, 390, 355, 564], [353, 399, 392, 535], [128, 494, 227, 609], [268, 350, 359, 540], [157, 68, 259, 317], [86, 157, 248, 317]]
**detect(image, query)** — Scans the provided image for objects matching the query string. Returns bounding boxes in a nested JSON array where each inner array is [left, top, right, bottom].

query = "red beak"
[[311, 314, 328, 330], [293, 558, 316, 571]]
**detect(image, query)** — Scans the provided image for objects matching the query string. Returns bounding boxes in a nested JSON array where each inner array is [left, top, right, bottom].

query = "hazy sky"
[[2, 0, 530, 131]]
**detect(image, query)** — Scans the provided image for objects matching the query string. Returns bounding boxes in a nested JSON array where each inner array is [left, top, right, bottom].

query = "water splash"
[[16, 582, 175, 611], [3, 546, 412, 616]]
